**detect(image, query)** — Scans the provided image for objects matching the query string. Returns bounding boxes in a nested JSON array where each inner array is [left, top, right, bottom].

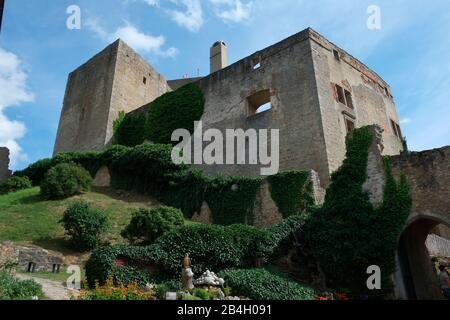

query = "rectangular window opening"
[[253, 62, 261, 70], [344, 89, 354, 109], [333, 49, 340, 61], [391, 119, 402, 138], [247, 89, 272, 116], [336, 84, 346, 105], [345, 118, 355, 134], [143, 77, 147, 84]]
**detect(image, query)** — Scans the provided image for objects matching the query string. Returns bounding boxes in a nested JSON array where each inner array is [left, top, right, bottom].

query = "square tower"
[[53, 39, 171, 155]]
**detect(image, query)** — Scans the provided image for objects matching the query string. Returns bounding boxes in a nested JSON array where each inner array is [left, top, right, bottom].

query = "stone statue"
[[181, 254, 194, 291]]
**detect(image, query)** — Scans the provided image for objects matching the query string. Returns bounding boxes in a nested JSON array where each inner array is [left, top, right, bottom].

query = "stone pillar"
[[0, 147, 12, 183]]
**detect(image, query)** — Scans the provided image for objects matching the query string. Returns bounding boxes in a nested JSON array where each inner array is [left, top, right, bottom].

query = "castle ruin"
[[54, 28, 404, 185]]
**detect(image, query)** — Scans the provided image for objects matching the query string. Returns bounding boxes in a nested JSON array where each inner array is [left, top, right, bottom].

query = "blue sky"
[[0, 0, 449, 170]]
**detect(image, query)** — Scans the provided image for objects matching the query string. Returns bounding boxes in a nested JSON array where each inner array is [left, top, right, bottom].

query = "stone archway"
[[394, 214, 450, 300]]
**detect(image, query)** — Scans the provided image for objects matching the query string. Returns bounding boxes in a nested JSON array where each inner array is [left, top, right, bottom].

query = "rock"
[[166, 292, 177, 300], [194, 270, 225, 287]]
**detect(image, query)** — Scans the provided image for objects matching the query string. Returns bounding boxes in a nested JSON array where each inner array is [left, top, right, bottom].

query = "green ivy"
[[113, 83, 205, 147], [113, 112, 148, 147], [218, 268, 316, 300], [85, 216, 308, 286], [306, 126, 411, 297], [147, 83, 205, 144], [268, 171, 314, 218]]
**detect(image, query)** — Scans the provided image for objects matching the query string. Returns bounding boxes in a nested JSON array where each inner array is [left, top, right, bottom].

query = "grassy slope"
[[0, 187, 161, 246]]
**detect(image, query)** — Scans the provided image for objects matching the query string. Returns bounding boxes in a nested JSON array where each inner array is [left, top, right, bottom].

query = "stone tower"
[[53, 39, 171, 155], [210, 41, 228, 73]]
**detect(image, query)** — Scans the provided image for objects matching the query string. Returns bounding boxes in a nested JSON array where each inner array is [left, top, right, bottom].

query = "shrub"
[[121, 206, 185, 245], [0, 176, 32, 195], [218, 268, 316, 300], [154, 283, 170, 300], [0, 272, 43, 300], [193, 288, 211, 300], [14, 158, 53, 186], [60, 201, 108, 251], [149, 224, 242, 275], [79, 278, 152, 300], [85, 217, 311, 286], [40, 163, 92, 200]]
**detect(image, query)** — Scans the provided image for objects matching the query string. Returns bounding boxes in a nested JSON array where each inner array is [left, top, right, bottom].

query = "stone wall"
[[391, 147, 450, 227], [310, 29, 403, 182], [0, 242, 64, 273], [193, 28, 402, 185], [54, 39, 171, 155], [0, 147, 11, 183], [361, 137, 450, 300]]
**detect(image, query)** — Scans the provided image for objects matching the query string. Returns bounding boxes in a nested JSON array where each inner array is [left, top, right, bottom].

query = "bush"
[[0, 272, 43, 300], [121, 206, 185, 245], [0, 176, 32, 195], [60, 201, 108, 251], [218, 268, 316, 300], [14, 158, 53, 186], [79, 278, 152, 300], [85, 217, 311, 286], [193, 288, 211, 300], [40, 163, 92, 200]]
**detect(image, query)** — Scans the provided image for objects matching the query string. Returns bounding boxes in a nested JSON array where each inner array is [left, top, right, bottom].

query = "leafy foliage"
[[0, 176, 32, 195], [113, 112, 148, 147], [0, 272, 43, 300], [79, 277, 152, 300], [306, 127, 411, 296], [40, 163, 92, 200], [218, 268, 316, 300], [146, 83, 205, 144], [85, 216, 308, 286], [60, 201, 109, 251], [121, 206, 184, 245], [268, 171, 314, 217], [113, 83, 205, 147]]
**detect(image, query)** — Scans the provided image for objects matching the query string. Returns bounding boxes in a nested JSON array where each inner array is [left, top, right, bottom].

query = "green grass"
[[0, 187, 185, 248], [18, 266, 86, 283]]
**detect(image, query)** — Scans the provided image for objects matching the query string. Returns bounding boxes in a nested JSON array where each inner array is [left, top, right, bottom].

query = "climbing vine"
[[268, 170, 314, 218], [306, 126, 411, 297]]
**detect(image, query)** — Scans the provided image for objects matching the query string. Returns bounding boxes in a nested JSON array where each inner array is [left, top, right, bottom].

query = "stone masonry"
[[0, 147, 12, 183], [54, 28, 404, 186], [53, 39, 171, 155], [361, 128, 450, 300]]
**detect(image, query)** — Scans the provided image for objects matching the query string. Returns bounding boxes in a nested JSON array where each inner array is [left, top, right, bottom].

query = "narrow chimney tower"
[[210, 41, 227, 74]]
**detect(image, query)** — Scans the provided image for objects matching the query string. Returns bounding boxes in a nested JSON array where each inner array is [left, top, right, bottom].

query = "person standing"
[[438, 265, 450, 300]]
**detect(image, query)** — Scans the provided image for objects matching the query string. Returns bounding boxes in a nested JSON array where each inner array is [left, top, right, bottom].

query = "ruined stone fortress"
[[53, 28, 404, 185]]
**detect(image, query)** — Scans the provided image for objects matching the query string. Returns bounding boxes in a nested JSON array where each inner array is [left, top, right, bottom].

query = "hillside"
[[0, 187, 161, 252]]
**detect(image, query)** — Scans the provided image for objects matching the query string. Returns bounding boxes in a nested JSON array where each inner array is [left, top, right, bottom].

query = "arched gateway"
[[389, 147, 450, 300]]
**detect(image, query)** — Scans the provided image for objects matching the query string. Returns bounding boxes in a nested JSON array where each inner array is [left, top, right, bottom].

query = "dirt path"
[[16, 274, 78, 300]]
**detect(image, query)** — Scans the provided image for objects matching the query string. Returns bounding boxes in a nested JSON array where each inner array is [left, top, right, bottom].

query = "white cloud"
[[210, 0, 253, 23], [400, 118, 412, 125], [85, 19, 178, 58], [0, 48, 34, 167], [167, 0, 203, 32], [139, 0, 252, 31]]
